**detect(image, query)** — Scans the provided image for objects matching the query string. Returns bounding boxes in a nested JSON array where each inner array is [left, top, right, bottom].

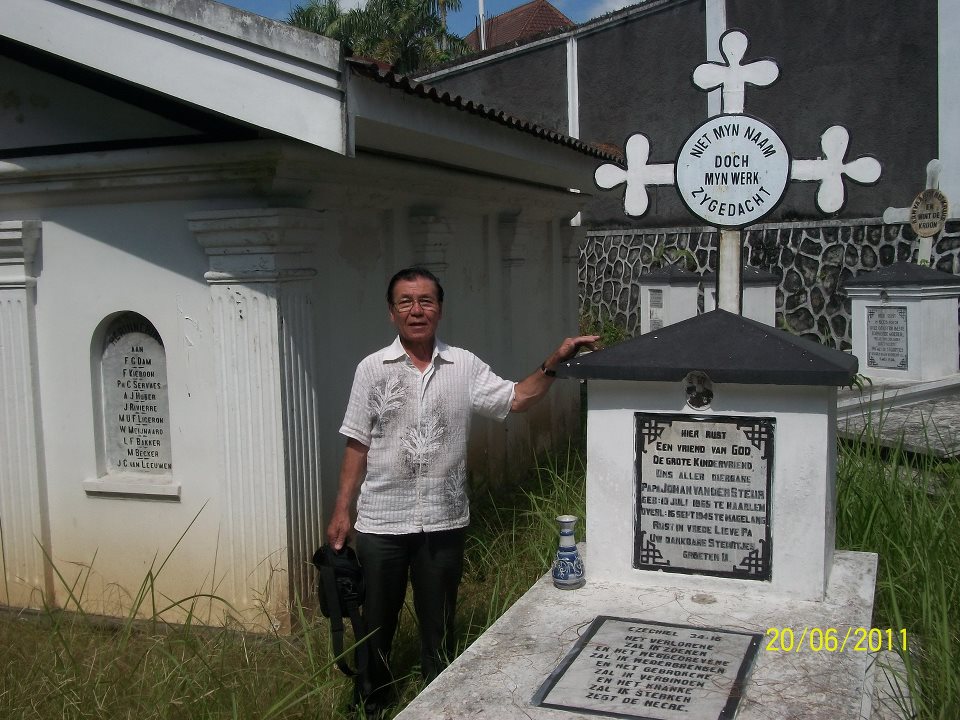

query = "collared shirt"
[[340, 337, 515, 534]]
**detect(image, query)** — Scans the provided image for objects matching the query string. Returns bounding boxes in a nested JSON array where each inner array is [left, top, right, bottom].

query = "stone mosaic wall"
[[579, 219, 960, 350]]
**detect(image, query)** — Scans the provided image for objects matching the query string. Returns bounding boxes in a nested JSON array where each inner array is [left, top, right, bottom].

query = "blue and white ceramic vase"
[[551, 514, 585, 589]]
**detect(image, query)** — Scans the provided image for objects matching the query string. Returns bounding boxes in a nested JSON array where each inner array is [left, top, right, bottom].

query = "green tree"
[[288, 0, 349, 40], [289, 0, 467, 75]]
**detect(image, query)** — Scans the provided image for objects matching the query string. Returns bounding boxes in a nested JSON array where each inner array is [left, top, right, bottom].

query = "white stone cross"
[[594, 28, 881, 313], [882, 159, 945, 265], [595, 134, 675, 217], [882, 159, 943, 224], [791, 126, 882, 214], [692, 30, 779, 114]]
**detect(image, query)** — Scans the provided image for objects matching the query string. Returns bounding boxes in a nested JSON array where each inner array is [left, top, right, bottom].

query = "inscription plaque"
[[635, 414, 772, 580], [648, 289, 664, 331], [866, 306, 908, 370], [101, 314, 173, 475], [533, 616, 760, 720]]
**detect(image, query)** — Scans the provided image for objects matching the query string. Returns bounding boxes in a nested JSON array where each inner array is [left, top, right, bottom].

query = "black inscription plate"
[[533, 616, 760, 719], [634, 414, 773, 580], [101, 315, 173, 474], [866, 306, 908, 370]]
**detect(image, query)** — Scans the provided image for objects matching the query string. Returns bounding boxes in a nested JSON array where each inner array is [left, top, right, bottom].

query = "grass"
[[1, 435, 956, 718], [836, 428, 960, 719]]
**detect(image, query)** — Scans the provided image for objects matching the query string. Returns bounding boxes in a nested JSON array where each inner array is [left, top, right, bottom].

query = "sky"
[[219, 0, 636, 38]]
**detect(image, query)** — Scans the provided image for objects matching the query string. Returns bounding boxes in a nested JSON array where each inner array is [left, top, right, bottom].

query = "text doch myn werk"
[[688, 120, 778, 218]]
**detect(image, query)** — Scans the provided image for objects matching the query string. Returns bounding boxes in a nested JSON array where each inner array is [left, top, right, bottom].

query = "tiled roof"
[[348, 58, 620, 162], [465, 0, 574, 52]]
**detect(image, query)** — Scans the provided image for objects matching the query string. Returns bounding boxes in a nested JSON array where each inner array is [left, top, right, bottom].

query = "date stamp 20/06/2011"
[[765, 627, 907, 653]]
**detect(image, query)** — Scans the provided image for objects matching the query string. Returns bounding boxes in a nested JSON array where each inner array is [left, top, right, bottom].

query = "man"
[[327, 266, 597, 708]]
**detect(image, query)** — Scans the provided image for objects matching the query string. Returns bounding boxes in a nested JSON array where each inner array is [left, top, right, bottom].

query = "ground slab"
[[397, 550, 883, 720], [837, 375, 960, 457]]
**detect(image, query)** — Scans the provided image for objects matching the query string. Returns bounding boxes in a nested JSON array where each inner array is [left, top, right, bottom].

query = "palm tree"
[[288, 0, 347, 39], [289, 0, 467, 74]]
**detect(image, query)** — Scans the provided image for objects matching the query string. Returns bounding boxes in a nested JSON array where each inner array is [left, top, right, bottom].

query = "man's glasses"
[[392, 297, 439, 313]]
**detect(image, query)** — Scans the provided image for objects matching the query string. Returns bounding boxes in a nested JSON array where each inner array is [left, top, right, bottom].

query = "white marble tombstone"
[[845, 262, 960, 382], [638, 266, 700, 334], [563, 310, 858, 602]]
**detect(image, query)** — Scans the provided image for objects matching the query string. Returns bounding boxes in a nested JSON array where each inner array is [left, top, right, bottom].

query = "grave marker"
[[99, 313, 173, 476], [846, 262, 960, 382], [635, 414, 772, 580], [533, 616, 760, 720]]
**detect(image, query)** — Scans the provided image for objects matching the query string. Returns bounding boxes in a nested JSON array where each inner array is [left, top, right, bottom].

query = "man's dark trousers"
[[355, 528, 466, 703]]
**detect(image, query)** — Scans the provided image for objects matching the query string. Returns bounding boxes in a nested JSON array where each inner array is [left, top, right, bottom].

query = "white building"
[[0, 0, 605, 628]]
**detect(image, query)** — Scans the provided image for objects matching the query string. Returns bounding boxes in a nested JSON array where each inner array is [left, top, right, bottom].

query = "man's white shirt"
[[340, 337, 515, 534]]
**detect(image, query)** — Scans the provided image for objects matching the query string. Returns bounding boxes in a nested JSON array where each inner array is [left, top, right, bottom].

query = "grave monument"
[[637, 265, 699, 333], [838, 161, 960, 456], [399, 28, 883, 720]]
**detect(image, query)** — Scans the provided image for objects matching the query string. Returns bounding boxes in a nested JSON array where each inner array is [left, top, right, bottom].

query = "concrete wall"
[[424, 0, 942, 228], [424, 42, 568, 134], [580, 218, 960, 348], [726, 0, 938, 222], [577, 1, 706, 226]]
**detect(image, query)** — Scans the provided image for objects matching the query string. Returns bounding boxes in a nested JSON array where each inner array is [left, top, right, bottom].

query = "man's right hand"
[[326, 508, 353, 551]]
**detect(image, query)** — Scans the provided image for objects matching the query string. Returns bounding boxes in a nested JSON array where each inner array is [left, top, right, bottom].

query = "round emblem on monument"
[[683, 371, 713, 410], [676, 115, 790, 228], [909, 188, 949, 238]]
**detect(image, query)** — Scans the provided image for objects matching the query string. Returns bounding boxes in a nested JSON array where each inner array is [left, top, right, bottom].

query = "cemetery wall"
[[425, 41, 568, 135], [423, 0, 938, 229], [580, 218, 960, 349]]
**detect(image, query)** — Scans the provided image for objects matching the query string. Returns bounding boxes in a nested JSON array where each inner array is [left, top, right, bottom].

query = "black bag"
[[312, 545, 371, 695]]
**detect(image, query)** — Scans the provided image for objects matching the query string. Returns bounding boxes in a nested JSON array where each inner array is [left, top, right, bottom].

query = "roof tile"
[[465, 0, 573, 52]]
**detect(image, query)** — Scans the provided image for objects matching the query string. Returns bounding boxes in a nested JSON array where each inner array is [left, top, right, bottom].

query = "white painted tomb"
[[845, 262, 960, 383], [400, 311, 880, 720], [400, 23, 886, 720], [838, 262, 960, 457], [0, 0, 604, 627], [638, 265, 700, 333], [702, 267, 778, 326]]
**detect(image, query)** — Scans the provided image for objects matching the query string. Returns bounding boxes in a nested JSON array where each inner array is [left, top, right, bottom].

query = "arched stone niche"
[[85, 312, 177, 498]]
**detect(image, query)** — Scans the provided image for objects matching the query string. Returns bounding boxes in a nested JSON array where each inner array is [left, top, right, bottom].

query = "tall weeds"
[[2, 435, 955, 718], [836, 427, 959, 720]]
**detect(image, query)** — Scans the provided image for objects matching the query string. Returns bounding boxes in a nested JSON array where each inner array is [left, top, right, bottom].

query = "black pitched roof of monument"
[[844, 261, 960, 287], [639, 265, 701, 285], [701, 266, 779, 286], [558, 309, 858, 385]]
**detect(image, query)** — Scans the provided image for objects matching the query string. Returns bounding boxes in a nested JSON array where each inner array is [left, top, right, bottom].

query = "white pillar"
[[940, 0, 960, 203], [188, 208, 324, 629], [0, 220, 51, 608], [717, 228, 742, 314], [705, 0, 728, 118], [566, 37, 580, 139]]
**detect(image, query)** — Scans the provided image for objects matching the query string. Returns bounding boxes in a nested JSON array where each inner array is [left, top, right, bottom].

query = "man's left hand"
[[546, 335, 601, 370]]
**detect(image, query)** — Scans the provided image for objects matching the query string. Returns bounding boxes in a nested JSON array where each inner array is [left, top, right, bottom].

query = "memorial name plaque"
[[533, 617, 760, 720], [634, 414, 772, 580], [865, 306, 908, 370], [649, 289, 664, 331], [101, 315, 173, 475]]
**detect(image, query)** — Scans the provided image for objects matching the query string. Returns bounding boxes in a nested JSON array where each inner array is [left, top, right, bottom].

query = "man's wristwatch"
[[540, 362, 557, 378]]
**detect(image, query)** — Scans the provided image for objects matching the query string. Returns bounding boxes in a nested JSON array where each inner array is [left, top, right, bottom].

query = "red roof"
[[465, 0, 574, 52]]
